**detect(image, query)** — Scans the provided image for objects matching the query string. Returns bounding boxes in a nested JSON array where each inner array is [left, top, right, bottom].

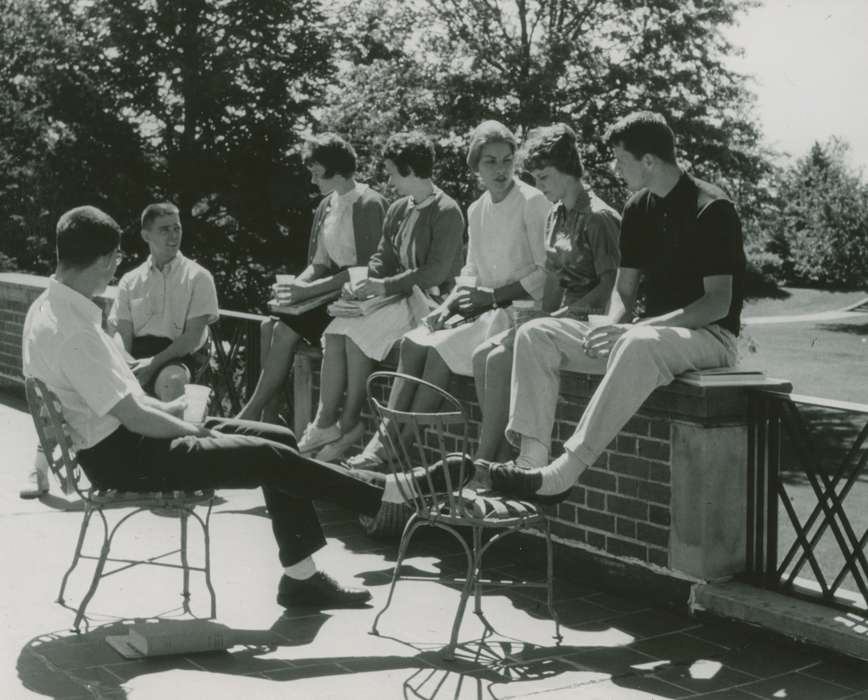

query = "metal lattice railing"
[[206, 310, 266, 417], [747, 389, 868, 612]]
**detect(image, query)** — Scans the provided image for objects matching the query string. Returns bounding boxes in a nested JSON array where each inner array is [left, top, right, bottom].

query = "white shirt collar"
[[147, 252, 185, 273], [47, 278, 103, 326]]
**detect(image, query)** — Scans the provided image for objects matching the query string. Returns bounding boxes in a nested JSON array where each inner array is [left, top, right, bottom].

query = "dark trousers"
[[131, 335, 209, 384], [77, 418, 383, 566]]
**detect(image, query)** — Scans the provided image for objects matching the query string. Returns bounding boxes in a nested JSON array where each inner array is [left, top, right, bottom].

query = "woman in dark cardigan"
[[237, 134, 387, 422], [296, 131, 465, 461]]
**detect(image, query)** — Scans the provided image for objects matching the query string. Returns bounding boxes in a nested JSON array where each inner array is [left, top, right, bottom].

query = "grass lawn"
[[738, 288, 868, 606], [739, 288, 868, 404]]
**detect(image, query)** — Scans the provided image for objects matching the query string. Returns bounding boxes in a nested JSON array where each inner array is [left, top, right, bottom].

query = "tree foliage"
[[322, 0, 771, 224], [770, 139, 868, 288]]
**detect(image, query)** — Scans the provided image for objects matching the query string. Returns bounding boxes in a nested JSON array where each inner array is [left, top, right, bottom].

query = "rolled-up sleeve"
[[587, 211, 621, 276], [188, 270, 220, 324], [109, 276, 132, 327], [519, 193, 551, 300], [59, 331, 141, 417]]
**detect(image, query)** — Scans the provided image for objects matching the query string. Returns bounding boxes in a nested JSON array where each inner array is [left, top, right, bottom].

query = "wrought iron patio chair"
[[24, 377, 216, 632], [367, 371, 561, 659]]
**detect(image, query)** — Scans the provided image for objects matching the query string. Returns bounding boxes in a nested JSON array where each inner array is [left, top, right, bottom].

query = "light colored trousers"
[[506, 318, 738, 466]]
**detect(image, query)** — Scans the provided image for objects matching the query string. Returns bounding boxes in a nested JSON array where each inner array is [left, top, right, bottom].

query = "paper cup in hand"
[[587, 314, 610, 328], [183, 384, 211, 424], [455, 275, 477, 289], [348, 266, 368, 285], [275, 274, 296, 285]]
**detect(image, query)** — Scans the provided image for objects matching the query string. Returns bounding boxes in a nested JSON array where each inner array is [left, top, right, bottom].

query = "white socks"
[[517, 436, 589, 495], [283, 556, 316, 580], [536, 451, 590, 496], [515, 436, 548, 470]]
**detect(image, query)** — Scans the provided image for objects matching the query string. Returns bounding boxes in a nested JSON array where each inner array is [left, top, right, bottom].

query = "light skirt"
[[325, 298, 417, 361], [404, 307, 513, 376]]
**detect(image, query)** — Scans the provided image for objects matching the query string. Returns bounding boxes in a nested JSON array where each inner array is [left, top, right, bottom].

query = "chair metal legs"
[[57, 507, 94, 608], [372, 517, 561, 658], [59, 501, 216, 632], [372, 513, 421, 636]]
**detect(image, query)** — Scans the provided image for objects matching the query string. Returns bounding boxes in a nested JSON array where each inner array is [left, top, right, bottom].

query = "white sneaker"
[[315, 423, 365, 462], [297, 422, 341, 454]]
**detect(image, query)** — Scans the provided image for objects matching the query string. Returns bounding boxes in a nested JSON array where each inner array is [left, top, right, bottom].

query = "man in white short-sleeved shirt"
[[23, 205, 398, 608], [109, 202, 219, 393]]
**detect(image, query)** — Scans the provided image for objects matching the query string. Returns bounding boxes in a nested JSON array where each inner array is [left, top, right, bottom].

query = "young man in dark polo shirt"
[[483, 111, 745, 500]]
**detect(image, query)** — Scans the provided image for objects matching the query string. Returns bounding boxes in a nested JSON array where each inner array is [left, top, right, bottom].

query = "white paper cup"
[[455, 275, 477, 289], [587, 314, 610, 328], [183, 384, 211, 424], [275, 274, 296, 285], [348, 266, 368, 285]]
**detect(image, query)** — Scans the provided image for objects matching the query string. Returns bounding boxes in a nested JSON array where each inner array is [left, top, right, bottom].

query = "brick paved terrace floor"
[[2, 390, 868, 699]]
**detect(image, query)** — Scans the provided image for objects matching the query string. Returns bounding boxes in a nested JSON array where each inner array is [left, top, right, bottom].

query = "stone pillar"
[[670, 422, 748, 579]]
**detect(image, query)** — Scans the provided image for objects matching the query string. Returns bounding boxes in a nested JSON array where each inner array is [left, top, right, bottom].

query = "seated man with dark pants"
[[23, 205, 431, 607], [110, 202, 219, 397]]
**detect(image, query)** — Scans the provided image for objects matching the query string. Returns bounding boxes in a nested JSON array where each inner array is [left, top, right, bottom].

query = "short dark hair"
[[141, 202, 179, 230], [466, 120, 517, 170], [56, 206, 122, 269], [520, 123, 584, 178], [383, 131, 435, 178], [604, 111, 676, 163], [302, 133, 357, 179]]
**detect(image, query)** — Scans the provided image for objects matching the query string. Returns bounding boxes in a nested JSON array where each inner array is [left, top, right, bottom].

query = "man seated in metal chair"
[[22, 205, 458, 609], [109, 202, 218, 400]]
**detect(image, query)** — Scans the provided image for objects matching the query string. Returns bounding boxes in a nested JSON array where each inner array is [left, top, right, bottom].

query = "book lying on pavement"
[[328, 294, 401, 318], [677, 367, 768, 387], [106, 620, 232, 659], [268, 288, 341, 316]]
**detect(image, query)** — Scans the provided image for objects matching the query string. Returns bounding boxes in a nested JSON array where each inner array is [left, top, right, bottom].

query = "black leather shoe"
[[277, 571, 371, 609], [489, 462, 572, 505]]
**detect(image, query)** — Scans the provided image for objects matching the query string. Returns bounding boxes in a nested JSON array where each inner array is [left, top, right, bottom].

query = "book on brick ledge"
[[106, 620, 232, 659], [677, 366, 767, 387]]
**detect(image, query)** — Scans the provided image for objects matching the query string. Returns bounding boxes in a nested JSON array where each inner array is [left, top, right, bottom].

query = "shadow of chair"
[[24, 377, 217, 632], [366, 371, 561, 660]]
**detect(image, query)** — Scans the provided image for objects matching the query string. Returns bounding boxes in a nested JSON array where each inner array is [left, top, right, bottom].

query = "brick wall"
[[3, 272, 789, 584], [0, 273, 114, 389], [293, 343, 785, 582]]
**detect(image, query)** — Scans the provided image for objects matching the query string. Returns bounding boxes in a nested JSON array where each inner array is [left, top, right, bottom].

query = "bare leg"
[[314, 333, 347, 429], [341, 338, 375, 430], [237, 320, 299, 421], [474, 342, 513, 461], [355, 337, 429, 459]]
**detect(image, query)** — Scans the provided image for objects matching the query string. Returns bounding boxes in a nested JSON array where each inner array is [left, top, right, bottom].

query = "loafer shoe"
[[277, 571, 371, 609], [296, 422, 341, 455]]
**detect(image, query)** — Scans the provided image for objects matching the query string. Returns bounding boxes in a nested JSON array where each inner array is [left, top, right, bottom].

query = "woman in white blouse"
[[237, 134, 386, 422], [346, 120, 551, 469]]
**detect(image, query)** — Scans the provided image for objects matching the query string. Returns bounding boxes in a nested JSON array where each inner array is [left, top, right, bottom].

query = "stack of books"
[[328, 294, 400, 318], [106, 620, 232, 659], [677, 366, 767, 387], [268, 288, 341, 316]]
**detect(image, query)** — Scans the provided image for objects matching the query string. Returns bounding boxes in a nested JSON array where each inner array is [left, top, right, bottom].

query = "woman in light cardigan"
[[296, 131, 465, 461], [347, 120, 550, 469], [237, 134, 386, 422]]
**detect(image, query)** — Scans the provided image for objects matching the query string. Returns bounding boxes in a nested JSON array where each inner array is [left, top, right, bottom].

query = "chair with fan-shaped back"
[[366, 371, 560, 660], [24, 376, 216, 632]]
